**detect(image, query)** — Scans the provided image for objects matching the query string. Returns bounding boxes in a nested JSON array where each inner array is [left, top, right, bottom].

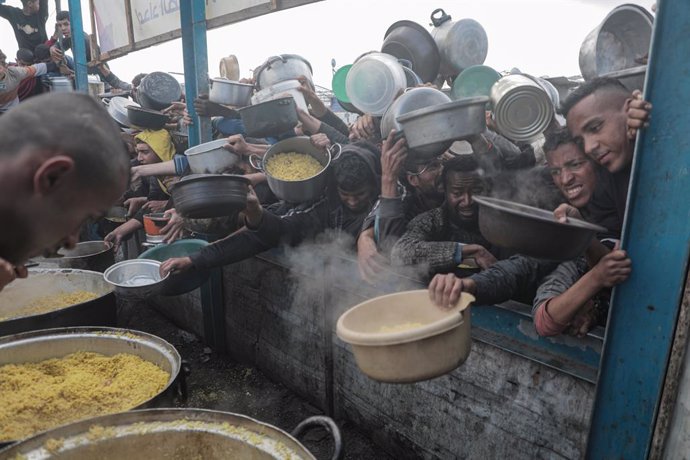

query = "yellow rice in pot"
[[265, 152, 324, 181], [0, 290, 99, 321]]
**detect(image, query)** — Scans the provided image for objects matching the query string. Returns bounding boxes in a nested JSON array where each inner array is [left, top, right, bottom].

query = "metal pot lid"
[[382, 20, 441, 83], [396, 96, 489, 122]]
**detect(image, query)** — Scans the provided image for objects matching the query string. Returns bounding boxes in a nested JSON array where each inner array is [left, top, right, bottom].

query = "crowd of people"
[[0, 3, 653, 341]]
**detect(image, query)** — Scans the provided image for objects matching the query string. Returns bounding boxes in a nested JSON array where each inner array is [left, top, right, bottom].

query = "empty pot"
[[127, 106, 169, 130], [253, 54, 314, 91], [184, 139, 240, 174], [208, 78, 254, 107], [381, 20, 441, 83], [171, 174, 250, 219], [239, 96, 299, 138], [430, 9, 488, 77], [138, 72, 182, 110], [380, 86, 451, 139], [490, 74, 554, 142]]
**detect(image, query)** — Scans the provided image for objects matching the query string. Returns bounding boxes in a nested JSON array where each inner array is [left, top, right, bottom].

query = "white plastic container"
[[345, 52, 406, 116], [251, 79, 308, 113]]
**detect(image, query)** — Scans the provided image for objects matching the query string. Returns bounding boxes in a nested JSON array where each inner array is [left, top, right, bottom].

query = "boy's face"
[[338, 185, 375, 213], [57, 18, 71, 38], [136, 142, 160, 165], [546, 142, 597, 209]]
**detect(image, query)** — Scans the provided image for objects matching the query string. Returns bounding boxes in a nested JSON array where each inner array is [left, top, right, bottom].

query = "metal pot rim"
[[57, 241, 113, 259], [103, 259, 169, 289], [261, 137, 332, 184], [210, 78, 254, 88], [174, 173, 250, 186], [397, 96, 489, 122]]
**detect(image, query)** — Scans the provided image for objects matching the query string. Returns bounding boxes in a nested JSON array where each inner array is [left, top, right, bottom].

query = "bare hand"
[[462, 244, 497, 270], [553, 203, 583, 223], [626, 90, 652, 140], [160, 256, 193, 277], [428, 273, 475, 309], [310, 133, 331, 150], [380, 129, 407, 184], [357, 232, 389, 284], [297, 75, 326, 116], [49, 45, 63, 63], [160, 208, 184, 243], [242, 185, 263, 228], [224, 134, 250, 156], [297, 109, 321, 135], [143, 200, 168, 213], [591, 247, 632, 288], [124, 196, 147, 217], [0, 258, 28, 293], [349, 114, 377, 142], [104, 230, 124, 252], [566, 300, 597, 338]]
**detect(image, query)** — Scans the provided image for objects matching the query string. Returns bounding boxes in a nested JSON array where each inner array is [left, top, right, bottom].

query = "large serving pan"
[[0, 409, 343, 460], [474, 196, 607, 261], [0, 327, 182, 446], [33, 241, 115, 273], [0, 268, 115, 337]]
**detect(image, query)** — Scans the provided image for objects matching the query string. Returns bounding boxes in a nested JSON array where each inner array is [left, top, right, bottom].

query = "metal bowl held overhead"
[[451, 64, 501, 101], [184, 139, 240, 174], [579, 4, 653, 81], [0, 327, 181, 446], [430, 9, 488, 77], [0, 409, 343, 460], [601, 65, 647, 93], [381, 20, 441, 83], [0, 268, 115, 337], [138, 71, 183, 110], [103, 259, 170, 300], [208, 78, 254, 107], [250, 136, 340, 204], [139, 239, 210, 296], [253, 54, 314, 91], [473, 196, 607, 261], [337, 290, 474, 383], [380, 86, 451, 139], [127, 105, 170, 130], [171, 174, 250, 219], [491, 74, 554, 143], [396, 96, 488, 159], [239, 96, 299, 138], [104, 96, 138, 128]]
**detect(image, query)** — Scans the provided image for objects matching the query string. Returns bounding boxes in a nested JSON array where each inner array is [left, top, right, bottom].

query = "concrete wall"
[[152, 251, 595, 459]]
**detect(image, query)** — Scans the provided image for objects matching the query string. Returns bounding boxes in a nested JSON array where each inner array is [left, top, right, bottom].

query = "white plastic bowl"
[[345, 52, 406, 116], [251, 79, 308, 113], [184, 139, 240, 174]]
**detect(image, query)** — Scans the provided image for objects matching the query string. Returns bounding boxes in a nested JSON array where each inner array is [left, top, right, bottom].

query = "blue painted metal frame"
[[67, 0, 87, 92], [180, 0, 212, 147], [586, 0, 690, 457]]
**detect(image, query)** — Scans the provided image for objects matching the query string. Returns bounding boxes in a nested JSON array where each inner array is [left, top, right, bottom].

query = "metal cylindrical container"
[[430, 9, 488, 77], [490, 74, 554, 142]]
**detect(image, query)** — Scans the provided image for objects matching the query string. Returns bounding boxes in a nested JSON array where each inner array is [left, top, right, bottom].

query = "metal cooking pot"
[[239, 96, 299, 138], [601, 65, 647, 92], [139, 239, 210, 296], [0, 327, 182, 446], [34, 241, 115, 273], [209, 78, 254, 107], [104, 96, 138, 128], [250, 137, 341, 204], [380, 87, 451, 139], [103, 259, 170, 300], [127, 105, 170, 130], [46, 76, 74, 93], [474, 196, 607, 261], [253, 54, 314, 91], [171, 174, 250, 218], [184, 139, 240, 174], [396, 96, 488, 158], [0, 409, 343, 460], [579, 4, 653, 81], [430, 9, 488, 77], [138, 71, 183, 110], [0, 268, 115, 337], [381, 20, 441, 83]]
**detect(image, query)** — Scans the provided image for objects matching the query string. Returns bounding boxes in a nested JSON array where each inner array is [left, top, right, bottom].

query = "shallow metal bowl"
[[103, 259, 169, 300]]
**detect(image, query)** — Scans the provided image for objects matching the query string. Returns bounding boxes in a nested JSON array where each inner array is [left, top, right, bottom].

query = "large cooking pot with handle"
[[430, 8, 488, 78], [250, 136, 341, 204], [33, 241, 115, 273], [138, 71, 183, 110], [171, 174, 250, 219], [0, 327, 182, 446], [0, 409, 342, 460], [0, 268, 115, 337], [253, 54, 314, 91]]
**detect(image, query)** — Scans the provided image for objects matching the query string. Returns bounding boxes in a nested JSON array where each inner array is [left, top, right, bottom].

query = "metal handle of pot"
[[291, 415, 343, 460], [248, 154, 264, 172], [431, 8, 451, 27], [327, 143, 342, 161]]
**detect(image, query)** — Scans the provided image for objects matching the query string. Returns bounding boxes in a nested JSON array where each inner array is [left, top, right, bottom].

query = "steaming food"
[[265, 152, 324, 181], [0, 351, 170, 442], [0, 290, 99, 321], [378, 322, 425, 333]]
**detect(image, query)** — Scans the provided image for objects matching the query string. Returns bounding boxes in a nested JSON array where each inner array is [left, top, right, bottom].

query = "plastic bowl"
[[184, 139, 240, 174], [331, 64, 352, 103], [451, 65, 501, 101], [138, 239, 210, 296], [336, 290, 474, 383], [345, 52, 406, 116]]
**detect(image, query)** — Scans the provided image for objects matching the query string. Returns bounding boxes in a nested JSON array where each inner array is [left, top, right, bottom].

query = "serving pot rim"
[[184, 139, 235, 156], [103, 259, 170, 289], [261, 137, 333, 185], [210, 78, 254, 88], [396, 96, 489, 122], [57, 240, 113, 259]]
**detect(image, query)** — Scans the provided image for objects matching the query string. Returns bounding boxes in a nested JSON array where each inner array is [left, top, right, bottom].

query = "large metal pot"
[[474, 196, 606, 261], [239, 96, 299, 138], [579, 4, 653, 81], [0, 327, 182, 446], [602, 65, 647, 92], [250, 137, 340, 204], [209, 78, 254, 107], [138, 71, 183, 110], [396, 96, 488, 158], [381, 20, 440, 83], [34, 241, 115, 272], [171, 174, 250, 218], [0, 409, 343, 460], [0, 268, 115, 337], [430, 9, 488, 78], [139, 239, 210, 296], [184, 139, 240, 174], [127, 105, 170, 130], [103, 259, 170, 300], [253, 54, 314, 91], [380, 87, 451, 139], [104, 96, 137, 128]]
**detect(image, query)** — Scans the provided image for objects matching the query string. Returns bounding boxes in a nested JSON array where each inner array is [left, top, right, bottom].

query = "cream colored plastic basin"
[[336, 289, 474, 383]]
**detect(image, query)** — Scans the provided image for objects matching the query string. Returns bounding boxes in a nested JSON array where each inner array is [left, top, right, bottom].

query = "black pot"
[[138, 71, 182, 110], [127, 106, 170, 130], [382, 20, 441, 83], [171, 174, 250, 219], [239, 96, 298, 138]]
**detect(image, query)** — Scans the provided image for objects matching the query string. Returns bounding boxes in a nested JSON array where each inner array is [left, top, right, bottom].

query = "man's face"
[[407, 158, 444, 198], [338, 185, 375, 214], [23, 0, 39, 14], [546, 143, 597, 209], [566, 92, 632, 174], [57, 19, 71, 38], [444, 170, 485, 223], [136, 142, 160, 165]]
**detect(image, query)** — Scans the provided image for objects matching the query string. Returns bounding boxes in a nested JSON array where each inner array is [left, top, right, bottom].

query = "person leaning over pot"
[[105, 129, 180, 249], [159, 141, 382, 277], [0, 92, 129, 292]]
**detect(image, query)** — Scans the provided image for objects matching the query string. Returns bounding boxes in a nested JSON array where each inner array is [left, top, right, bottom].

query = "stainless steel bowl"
[[184, 139, 240, 174], [208, 78, 254, 107], [380, 87, 451, 139], [103, 259, 169, 299]]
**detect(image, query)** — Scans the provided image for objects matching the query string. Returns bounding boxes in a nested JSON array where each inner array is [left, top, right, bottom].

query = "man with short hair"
[[0, 92, 130, 291], [0, 0, 48, 51]]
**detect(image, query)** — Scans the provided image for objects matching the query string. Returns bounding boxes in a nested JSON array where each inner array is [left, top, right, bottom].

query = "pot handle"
[[291, 415, 343, 460], [175, 359, 191, 404], [102, 98, 110, 107], [431, 8, 451, 27], [327, 143, 342, 161], [249, 154, 264, 172]]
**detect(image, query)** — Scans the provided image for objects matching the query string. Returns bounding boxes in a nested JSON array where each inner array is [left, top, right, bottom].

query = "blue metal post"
[[586, 0, 690, 457], [67, 0, 87, 92], [180, 0, 211, 147]]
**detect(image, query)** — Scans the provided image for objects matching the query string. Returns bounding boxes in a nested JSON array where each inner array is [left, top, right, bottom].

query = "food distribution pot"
[[0, 268, 115, 337], [381, 20, 440, 83], [253, 54, 314, 91], [0, 409, 343, 460], [209, 78, 254, 107], [239, 96, 299, 138], [490, 74, 554, 142], [380, 86, 451, 139], [126, 105, 170, 130], [138, 239, 210, 296], [103, 259, 170, 300], [430, 8, 488, 77], [184, 139, 240, 175], [170, 174, 250, 219], [138, 71, 183, 110]]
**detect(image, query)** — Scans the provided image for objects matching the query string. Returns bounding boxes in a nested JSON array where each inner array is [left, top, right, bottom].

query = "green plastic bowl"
[[138, 239, 209, 296], [451, 65, 502, 101], [332, 64, 352, 103]]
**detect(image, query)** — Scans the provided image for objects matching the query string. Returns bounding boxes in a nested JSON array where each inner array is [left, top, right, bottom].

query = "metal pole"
[[67, 0, 87, 92], [586, 0, 690, 457]]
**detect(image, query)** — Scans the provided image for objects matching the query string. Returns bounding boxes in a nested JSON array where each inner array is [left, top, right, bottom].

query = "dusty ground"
[[117, 299, 393, 460]]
